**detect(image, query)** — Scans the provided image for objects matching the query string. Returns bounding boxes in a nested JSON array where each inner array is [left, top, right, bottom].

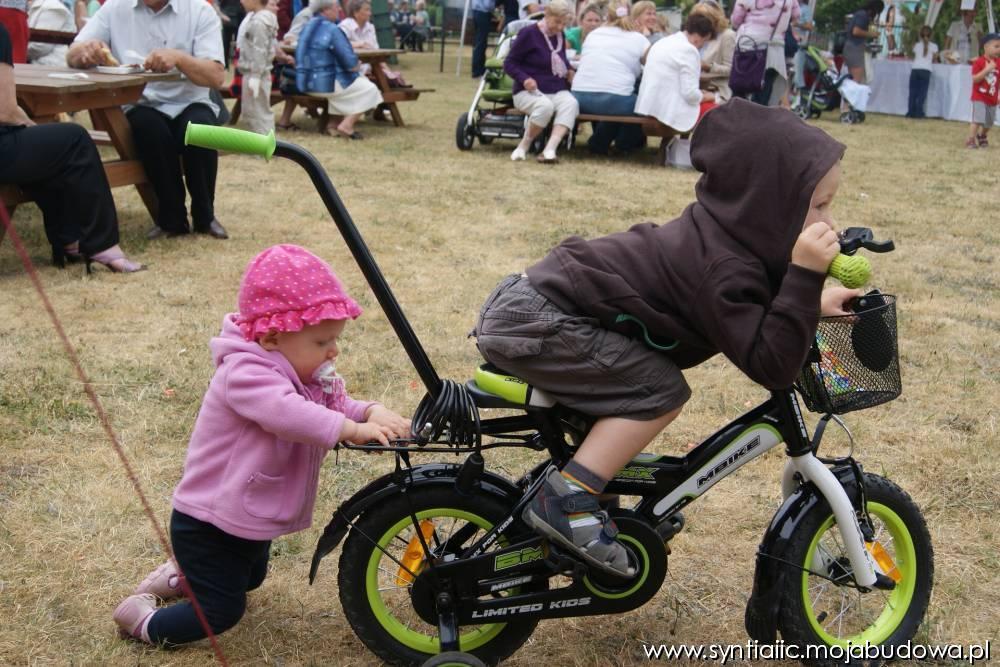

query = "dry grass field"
[[1, 47, 997, 666]]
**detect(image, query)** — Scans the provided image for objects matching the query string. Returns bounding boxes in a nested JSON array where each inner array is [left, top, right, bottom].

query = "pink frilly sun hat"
[[236, 244, 362, 341]]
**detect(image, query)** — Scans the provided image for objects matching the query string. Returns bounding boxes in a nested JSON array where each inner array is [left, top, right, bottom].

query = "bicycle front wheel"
[[776, 473, 933, 663]]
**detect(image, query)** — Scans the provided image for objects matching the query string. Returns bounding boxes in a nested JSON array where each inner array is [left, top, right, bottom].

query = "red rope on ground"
[[0, 205, 229, 666]]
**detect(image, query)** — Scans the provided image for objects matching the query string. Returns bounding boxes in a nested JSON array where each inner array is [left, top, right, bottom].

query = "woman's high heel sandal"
[[52, 243, 85, 268], [86, 247, 147, 274]]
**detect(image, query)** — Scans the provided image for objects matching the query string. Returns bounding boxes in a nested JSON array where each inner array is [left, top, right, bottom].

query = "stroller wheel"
[[479, 135, 494, 145], [839, 111, 855, 124], [857, 111, 866, 122], [455, 113, 475, 151]]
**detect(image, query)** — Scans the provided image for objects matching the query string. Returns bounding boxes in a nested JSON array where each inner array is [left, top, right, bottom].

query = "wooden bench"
[[575, 113, 685, 164], [221, 84, 435, 131]]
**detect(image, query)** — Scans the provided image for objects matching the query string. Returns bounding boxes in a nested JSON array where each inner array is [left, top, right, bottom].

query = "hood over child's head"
[[689, 98, 846, 278]]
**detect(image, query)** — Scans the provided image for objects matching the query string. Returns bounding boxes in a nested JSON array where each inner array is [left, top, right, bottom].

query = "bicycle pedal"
[[543, 544, 588, 579]]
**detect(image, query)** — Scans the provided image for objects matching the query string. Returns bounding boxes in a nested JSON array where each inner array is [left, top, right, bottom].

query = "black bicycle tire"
[[338, 487, 540, 666], [776, 473, 934, 665]]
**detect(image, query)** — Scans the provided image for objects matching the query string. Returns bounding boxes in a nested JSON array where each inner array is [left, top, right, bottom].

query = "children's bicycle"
[[185, 126, 933, 667]]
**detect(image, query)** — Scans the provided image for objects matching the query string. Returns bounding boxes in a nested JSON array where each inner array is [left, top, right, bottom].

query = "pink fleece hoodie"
[[172, 314, 375, 541]]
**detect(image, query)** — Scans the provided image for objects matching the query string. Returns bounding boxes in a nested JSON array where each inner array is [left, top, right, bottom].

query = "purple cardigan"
[[172, 315, 376, 541], [504, 23, 571, 95]]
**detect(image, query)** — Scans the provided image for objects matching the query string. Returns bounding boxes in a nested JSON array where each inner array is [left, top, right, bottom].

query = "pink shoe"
[[134, 560, 185, 601], [113, 593, 157, 642]]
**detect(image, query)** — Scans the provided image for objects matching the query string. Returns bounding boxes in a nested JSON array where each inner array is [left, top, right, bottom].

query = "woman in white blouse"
[[635, 13, 716, 133], [570, 0, 649, 154], [339, 0, 409, 85]]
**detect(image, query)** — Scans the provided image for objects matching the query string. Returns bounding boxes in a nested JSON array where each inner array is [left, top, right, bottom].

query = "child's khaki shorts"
[[972, 101, 996, 128], [473, 274, 691, 420]]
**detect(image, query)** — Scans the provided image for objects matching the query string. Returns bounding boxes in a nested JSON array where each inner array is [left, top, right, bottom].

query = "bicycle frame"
[[468, 386, 880, 591]]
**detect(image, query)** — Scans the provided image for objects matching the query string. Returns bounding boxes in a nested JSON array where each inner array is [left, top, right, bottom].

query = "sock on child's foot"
[[560, 460, 609, 495]]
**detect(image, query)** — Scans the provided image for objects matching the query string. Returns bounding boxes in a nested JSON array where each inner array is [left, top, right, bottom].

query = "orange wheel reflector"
[[395, 519, 436, 586], [866, 540, 902, 583]]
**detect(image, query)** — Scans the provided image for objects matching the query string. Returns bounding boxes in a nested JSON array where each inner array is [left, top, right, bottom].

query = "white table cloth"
[[866, 59, 973, 122]]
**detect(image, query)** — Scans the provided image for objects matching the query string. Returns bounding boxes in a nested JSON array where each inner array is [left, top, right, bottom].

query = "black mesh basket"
[[796, 293, 901, 414]]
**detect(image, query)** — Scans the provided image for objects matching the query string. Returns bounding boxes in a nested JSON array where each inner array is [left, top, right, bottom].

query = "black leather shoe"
[[146, 225, 188, 240], [193, 218, 228, 239]]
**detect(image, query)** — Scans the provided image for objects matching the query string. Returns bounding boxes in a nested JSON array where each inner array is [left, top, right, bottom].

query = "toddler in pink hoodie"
[[113, 244, 409, 646]]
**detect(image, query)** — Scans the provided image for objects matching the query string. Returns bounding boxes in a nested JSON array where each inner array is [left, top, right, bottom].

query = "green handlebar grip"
[[828, 254, 871, 288], [184, 123, 276, 159]]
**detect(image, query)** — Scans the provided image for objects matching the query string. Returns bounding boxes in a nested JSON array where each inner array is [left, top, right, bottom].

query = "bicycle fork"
[[781, 453, 879, 588]]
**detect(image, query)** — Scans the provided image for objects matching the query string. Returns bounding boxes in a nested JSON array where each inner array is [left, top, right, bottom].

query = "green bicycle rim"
[[583, 534, 650, 599], [366, 508, 508, 654], [802, 501, 918, 646]]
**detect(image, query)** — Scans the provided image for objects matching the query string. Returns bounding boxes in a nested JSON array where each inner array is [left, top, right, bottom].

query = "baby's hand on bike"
[[365, 405, 411, 439], [341, 419, 394, 446], [820, 286, 864, 316], [792, 222, 840, 274]]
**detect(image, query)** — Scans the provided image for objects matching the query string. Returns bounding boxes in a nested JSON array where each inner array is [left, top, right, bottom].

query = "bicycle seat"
[[466, 364, 556, 410]]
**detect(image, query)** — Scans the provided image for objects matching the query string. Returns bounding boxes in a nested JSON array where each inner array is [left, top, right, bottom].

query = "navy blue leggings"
[[145, 511, 271, 646]]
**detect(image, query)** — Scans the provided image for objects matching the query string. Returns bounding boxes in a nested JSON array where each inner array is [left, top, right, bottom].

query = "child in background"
[[906, 25, 938, 119], [113, 244, 410, 646], [473, 99, 861, 577], [967, 32, 999, 148], [237, 0, 279, 135]]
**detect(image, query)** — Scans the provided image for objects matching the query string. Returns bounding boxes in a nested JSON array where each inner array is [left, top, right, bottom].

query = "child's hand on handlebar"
[[365, 405, 411, 439], [792, 222, 840, 274], [820, 286, 864, 316], [341, 419, 394, 446]]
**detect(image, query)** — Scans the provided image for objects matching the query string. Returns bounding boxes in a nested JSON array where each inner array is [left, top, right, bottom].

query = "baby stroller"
[[792, 45, 869, 124], [455, 17, 545, 151]]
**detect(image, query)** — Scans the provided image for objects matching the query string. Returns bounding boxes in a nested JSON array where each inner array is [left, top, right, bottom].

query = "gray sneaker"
[[523, 468, 636, 578]]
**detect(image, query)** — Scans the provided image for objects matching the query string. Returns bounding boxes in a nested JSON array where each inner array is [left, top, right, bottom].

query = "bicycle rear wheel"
[[338, 486, 541, 666]]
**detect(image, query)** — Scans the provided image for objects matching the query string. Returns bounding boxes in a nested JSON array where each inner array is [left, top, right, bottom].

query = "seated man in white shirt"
[[66, 0, 229, 240]]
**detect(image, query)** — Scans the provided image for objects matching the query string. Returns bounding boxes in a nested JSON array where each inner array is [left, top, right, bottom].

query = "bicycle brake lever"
[[838, 227, 894, 255], [861, 238, 895, 253]]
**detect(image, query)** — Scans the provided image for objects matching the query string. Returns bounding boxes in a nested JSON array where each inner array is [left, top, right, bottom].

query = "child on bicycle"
[[473, 98, 862, 577], [113, 244, 410, 645]]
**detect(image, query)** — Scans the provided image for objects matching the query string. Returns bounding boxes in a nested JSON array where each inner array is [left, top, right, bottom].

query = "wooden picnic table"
[[356, 48, 426, 127], [11, 64, 179, 221], [277, 46, 431, 127]]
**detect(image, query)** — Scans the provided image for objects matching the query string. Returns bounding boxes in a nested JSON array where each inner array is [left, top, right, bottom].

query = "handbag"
[[784, 24, 799, 58], [729, 0, 788, 96]]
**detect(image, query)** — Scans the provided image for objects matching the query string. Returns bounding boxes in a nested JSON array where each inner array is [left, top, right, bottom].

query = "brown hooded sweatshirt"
[[526, 99, 846, 390]]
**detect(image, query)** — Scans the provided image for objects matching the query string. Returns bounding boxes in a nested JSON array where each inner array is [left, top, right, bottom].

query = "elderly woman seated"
[[691, 0, 736, 104], [295, 0, 383, 139], [340, 0, 409, 86], [570, 0, 649, 154], [635, 13, 716, 136], [504, 0, 578, 163]]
